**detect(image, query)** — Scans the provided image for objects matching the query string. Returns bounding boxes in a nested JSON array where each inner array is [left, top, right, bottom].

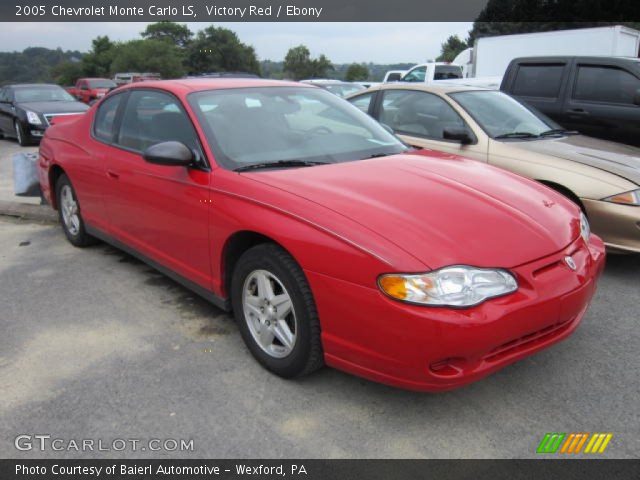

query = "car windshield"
[[189, 86, 407, 169], [323, 83, 366, 98], [88, 79, 117, 89], [14, 86, 76, 103], [449, 90, 561, 138]]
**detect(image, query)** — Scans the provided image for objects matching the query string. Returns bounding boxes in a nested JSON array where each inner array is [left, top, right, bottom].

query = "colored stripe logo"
[[537, 433, 613, 454]]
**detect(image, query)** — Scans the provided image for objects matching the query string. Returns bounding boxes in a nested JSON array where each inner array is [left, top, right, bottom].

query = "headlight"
[[378, 266, 518, 307], [25, 111, 41, 125], [580, 211, 590, 244], [602, 189, 640, 206]]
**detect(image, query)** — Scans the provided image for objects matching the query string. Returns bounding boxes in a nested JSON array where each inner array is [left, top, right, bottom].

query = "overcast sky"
[[0, 22, 472, 63]]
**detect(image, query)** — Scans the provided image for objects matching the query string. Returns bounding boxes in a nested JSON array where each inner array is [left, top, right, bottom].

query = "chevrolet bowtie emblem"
[[564, 256, 577, 271]]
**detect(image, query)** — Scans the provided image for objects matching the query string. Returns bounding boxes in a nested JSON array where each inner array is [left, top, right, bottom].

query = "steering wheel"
[[305, 126, 333, 136]]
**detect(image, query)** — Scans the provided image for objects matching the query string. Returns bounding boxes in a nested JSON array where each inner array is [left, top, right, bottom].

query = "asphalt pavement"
[[0, 139, 638, 459]]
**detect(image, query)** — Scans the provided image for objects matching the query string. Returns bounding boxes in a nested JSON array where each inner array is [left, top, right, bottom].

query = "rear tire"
[[231, 243, 324, 378], [55, 174, 97, 247]]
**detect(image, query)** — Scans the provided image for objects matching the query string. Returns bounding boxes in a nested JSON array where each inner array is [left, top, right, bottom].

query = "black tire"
[[14, 120, 29, 147], [231, 243, 324, 378], [55, 174, 97, 247]]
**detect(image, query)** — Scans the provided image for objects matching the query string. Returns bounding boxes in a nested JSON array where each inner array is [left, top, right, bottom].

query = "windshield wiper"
[[494, 132, 540, 139], [366, 153, 394, 159], [234, 159, 329, 172], [539, 129, 579, 137]]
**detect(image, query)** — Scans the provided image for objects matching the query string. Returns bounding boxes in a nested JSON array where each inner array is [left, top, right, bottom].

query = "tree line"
[[0, 21, 393, 85]]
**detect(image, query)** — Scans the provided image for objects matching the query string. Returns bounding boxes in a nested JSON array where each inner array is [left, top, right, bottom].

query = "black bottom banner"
[[1, 459, 639, 480]]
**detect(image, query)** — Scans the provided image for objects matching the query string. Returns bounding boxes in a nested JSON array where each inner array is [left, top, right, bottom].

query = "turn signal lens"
[[378, 275, 408, 300], [378, 266, 517, 307], [603, 189, 640, 206]]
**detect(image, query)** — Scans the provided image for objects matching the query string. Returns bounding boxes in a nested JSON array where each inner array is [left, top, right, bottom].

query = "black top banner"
[[2, 0, 639, 22], [4, 0, 488, 22]]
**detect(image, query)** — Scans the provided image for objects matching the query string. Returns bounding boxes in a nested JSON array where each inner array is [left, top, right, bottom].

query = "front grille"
[[483, 316, 575, 363]]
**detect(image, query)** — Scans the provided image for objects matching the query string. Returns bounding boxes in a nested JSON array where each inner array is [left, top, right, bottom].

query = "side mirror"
[[443, 127, 473, 145], [143, 141, 195, 167], [633, 89, 640, 106]]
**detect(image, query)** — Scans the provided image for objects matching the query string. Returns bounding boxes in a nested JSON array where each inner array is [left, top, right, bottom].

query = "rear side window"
[[116, 90, 199, 153], [434, 65, 463, 80], [512, 64, 564, 98], [573, 66, 640, 105], [349, 92, 374, 114], [93, 94, 123, 142]]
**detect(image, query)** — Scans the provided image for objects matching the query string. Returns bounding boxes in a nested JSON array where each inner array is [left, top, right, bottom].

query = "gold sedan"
[[347, 84, 640, 254]]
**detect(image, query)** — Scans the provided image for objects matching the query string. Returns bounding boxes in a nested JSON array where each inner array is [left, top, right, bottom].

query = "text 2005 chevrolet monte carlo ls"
[[38, 79, 605, 391]]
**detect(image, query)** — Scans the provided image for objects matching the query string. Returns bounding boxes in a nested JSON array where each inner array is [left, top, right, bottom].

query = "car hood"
[[18, 101, 89, 114], [510, 135, 640, 185], [246, 151, 579, 269]]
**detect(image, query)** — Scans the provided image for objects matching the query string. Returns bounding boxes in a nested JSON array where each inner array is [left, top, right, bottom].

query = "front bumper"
[[308, 235, 605, 392], [583, 198, 640, 254]]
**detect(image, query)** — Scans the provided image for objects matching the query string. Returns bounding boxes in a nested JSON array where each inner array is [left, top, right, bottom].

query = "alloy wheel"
[[60, 184, 80, 236], [242, 269, 297, 358]]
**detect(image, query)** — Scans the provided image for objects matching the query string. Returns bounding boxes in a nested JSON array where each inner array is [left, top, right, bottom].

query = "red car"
[[37, 79, 605, 391], [67, 78, 118, 104]]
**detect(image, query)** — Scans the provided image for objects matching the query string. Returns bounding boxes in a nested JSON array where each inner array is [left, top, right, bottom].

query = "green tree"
[[185, 26, 260, 75], [436, 35, 468, 62], [141, 21, 193, 48], [51, 61, 84, 85], [81, 36, 116, 77], [468, 0, 640, 43], [283, 45, 333, 80], [111, 39, 185, 79], [345, 63, 369, 81]]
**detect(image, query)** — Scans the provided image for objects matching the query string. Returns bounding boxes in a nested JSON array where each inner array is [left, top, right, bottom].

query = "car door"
[[562, 63, 640, 146], [101, 88, 213, 289], [372, 89, 488, 162]]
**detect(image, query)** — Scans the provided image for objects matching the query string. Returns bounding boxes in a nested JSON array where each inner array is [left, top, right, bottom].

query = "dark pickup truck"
[[501, 56, 640, 147]]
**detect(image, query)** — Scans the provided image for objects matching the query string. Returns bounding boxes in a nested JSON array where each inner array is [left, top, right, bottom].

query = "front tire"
[[55, 174, 97, 247], [14, 120, 29, 147], [231, 244, 324, 378]]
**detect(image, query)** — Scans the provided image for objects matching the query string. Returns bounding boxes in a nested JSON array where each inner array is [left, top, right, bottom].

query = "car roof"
[[118, 78, 312, 95], [362, 83, 489, 95]]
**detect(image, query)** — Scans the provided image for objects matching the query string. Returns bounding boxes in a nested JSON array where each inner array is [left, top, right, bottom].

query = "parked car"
[[501, 56, 640, 147], [113, 72, 161, 85], [347, 84, 640, 253], [300, 79, 365, 97], [67, 78, 117, 104], [38, 79, 604, 391], [0, 84, 89, 146]]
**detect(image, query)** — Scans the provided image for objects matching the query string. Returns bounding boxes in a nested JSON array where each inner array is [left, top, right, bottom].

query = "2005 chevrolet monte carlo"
[[37, 79, 605, 391]]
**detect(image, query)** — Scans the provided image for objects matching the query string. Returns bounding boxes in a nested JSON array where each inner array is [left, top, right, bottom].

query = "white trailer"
[[455, 25, 640, 79]]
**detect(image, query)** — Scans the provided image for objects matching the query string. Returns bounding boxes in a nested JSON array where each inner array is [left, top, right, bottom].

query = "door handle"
[[106, 170, 120, 180], [568, 108, 589, 115]]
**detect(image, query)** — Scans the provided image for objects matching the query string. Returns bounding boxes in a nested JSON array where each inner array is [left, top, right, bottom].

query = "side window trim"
[[95, 87, 210, 170], [377, 89, 477, 145], [91, 90, 129, 145]]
